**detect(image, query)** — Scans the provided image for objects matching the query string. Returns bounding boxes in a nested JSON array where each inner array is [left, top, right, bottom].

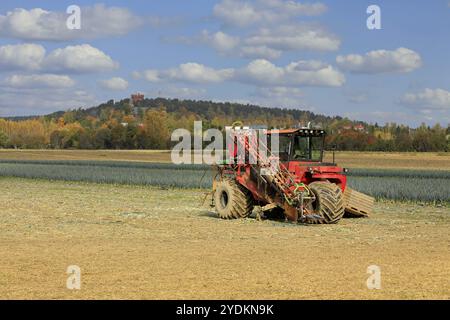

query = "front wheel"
[[214, 178, 253, 219], [305, 181, 345, 224]]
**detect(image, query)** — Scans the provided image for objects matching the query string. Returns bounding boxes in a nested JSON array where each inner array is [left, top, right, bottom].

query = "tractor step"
[[343, 187, 374, 217]]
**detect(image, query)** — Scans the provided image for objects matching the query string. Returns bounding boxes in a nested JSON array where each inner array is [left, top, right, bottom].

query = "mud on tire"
[[307, 181, 345, 224], [214, 178, 253, 219]]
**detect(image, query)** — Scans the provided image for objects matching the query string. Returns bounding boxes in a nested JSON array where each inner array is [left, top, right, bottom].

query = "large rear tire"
[[306, 181, 345, 224], [214, 178, 253, 219]]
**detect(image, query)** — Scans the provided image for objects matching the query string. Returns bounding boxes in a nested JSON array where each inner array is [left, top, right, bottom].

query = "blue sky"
[[0, 0, 449, 126]]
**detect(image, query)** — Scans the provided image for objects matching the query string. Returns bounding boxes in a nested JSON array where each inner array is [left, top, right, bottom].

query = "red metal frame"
[[221, 128, 348, 207]]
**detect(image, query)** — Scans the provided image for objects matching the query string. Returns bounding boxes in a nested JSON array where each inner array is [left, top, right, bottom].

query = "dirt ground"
[[0, 177, 449, 300], [1, 149, 449, 170]]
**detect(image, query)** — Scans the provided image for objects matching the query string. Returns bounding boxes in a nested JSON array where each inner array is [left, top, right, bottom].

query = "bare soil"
[[0, 177, 449, 299]]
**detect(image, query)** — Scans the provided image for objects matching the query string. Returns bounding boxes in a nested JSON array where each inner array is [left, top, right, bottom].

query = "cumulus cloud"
[[44, 44, 119, 73], [171, 0, 336, 60], [171, 30, 240, 54], [2, 74, 75, 88], [173, 24, 339, 60], [245, 24, 340, 52], [400, 88, 450, 111], [213, 0, 327, 27], [135, 59, 345, 87], [99, 77, 129, 91], [201, 30, 240, 52], [237, 59, 345, 87], [239, 45, 282, 60], [0, 5, 142, 41], [136, 63, 234, 84], [0, 43, 118, 74], [336, 48, 422, 74], [172, 31, 280, 59], [0, 43, 45, 71]]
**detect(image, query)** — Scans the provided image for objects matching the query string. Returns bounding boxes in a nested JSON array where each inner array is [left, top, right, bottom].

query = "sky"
[[0, 0, 449, 127]]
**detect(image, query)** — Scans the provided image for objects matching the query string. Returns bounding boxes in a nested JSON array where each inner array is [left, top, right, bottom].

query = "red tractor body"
[[213, 126, 373, 224]]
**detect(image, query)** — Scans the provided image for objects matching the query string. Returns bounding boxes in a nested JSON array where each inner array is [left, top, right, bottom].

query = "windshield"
[[292, 136, 324, 161], [275, 135, 292, 162]]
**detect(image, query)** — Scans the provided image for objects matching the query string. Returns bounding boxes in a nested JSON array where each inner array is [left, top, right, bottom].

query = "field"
[[0, 159, 448, 202], [1, 149, 449, 170], [0, 150, 449, 300], [0, 178, 449, 299]]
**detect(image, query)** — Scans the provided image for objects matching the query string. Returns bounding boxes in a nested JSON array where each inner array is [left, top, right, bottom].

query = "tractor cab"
[[266, 128, 327, 164], [266, 128, 346, 190]]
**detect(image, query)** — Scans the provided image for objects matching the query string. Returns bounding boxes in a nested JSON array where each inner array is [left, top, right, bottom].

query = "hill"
[[0, 97, 448, 151], [38, 97, 344, 128]]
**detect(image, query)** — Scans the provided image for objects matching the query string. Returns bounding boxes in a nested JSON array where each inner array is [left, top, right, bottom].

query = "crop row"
[[0, 159, 449, 179], [0, 161, 448, 203]]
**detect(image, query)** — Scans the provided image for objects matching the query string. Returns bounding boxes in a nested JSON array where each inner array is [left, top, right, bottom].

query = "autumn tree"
[[140, 108, 170, 149]]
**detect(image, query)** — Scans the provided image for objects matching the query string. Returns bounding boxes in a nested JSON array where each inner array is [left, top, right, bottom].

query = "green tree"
[[94, 127, 112, 149], [0, 130, 9, 147]]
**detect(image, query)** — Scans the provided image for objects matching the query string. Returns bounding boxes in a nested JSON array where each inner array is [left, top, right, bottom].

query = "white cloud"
[[239, 45, 282, 59], [400, 88, 450, 111], [237, 59, 345, 87], [213, 0, 261, 27], [0, 43, 118, 74], [336, 48, 422, 74], [142, 70, 162, 82], [2, 74, 75, 88], [259, 0, 327, 15], [245, 24, 340, 52], [0, 5, 142, 41], [137, 63, 234, 84], [213, 0, 327, 27], [136, 59, 345, 87], [44, 44, 119, 73], [99, 77, 129, 91], [172, 30, 240, 55], [174, 24, 339, 60], [202, 30, 240, 52], [169, 63, 234, 83], [0, 43, 45, 71]]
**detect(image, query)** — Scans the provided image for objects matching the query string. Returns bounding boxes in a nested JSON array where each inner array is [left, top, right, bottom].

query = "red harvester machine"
[[212, 125, 374, 224]]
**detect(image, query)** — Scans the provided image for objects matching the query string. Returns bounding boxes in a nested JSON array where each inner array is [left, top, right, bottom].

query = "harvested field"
[[0, 149, 173, 163], [0, 149, 449, 170], [322, 151, 450, 171], [0, 178, 449, 299]]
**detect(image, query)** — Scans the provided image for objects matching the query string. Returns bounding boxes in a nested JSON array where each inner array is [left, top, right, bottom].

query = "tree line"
[[0, 98, 448, 152]]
